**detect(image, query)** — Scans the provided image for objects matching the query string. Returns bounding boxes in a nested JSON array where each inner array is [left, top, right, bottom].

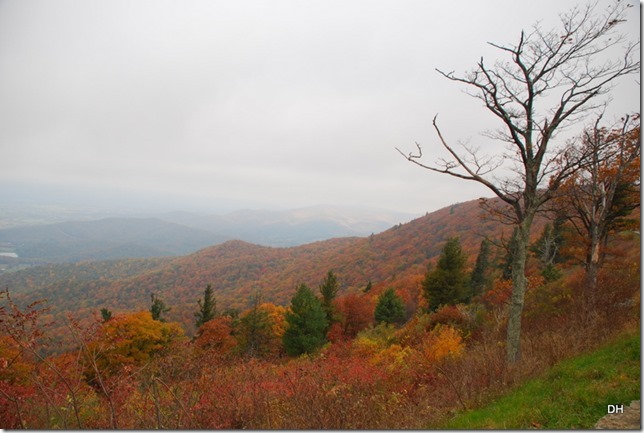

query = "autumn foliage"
[[0, 183, 640, 428]]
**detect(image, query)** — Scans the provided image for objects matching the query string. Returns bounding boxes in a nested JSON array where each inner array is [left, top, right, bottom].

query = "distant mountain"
[[4, 197, 546, 338], [0, 205, 416, 265], [160, 205, 416, 247], [0, 217, 230, 262]]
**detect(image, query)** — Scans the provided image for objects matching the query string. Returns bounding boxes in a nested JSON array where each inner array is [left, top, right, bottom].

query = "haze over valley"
[[0, 202, 417, 270], [0, 0, 639, 429]]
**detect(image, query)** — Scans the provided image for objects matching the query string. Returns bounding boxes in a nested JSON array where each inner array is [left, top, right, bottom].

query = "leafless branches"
[[397, 0, 639, 363], [399, 1, 639, 215]]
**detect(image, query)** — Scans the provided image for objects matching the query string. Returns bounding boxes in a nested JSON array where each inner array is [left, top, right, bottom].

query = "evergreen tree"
[[374, 288, 405, 325], [195, 284, 217, 329], [150, 293, 170, 321], [363, 280, 372, 293], [530, 219, 565, 282], [499, 228, 519, 281], [100, 307, 112, 323], [283, 284, 328, 356], [470, 239, 492, 297], [423, 237, 468, 311], [318, 270, 339, 329]]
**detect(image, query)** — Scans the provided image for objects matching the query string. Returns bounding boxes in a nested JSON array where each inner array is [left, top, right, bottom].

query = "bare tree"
[[397, 1, 639, 362], [556, 113, 640, 312]]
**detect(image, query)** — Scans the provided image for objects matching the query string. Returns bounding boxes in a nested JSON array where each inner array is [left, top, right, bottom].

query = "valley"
[[1, 198, 507, 337], [0, 204, 416, 272]]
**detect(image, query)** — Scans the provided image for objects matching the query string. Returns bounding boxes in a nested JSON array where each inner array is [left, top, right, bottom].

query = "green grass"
[[436, 332, 640, 429]]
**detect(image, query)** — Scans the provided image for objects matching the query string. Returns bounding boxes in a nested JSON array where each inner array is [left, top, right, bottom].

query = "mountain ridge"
[[0, 205, 417, 265], [0, 217, 229, 263], [2, 196, 545, 338]]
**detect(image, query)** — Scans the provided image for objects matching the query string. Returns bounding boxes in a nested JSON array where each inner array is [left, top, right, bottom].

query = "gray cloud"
[[0, 0, 639, 214]]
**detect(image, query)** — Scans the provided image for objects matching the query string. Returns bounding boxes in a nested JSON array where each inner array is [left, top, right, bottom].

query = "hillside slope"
[[4, 197, 545, 334]]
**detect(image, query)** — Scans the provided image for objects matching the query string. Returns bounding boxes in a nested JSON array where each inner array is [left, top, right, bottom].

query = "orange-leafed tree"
[[236, 292, 286, 358], [333, 293, 374, 339], [86, 311, 185, 379], [194, 316, 237, 357], [555, 114, 640, 309]]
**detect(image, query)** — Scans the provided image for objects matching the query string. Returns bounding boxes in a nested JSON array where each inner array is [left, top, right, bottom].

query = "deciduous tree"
[[236, 292, 283, 358], [87, 311, 184, 378], [334, 293, 374, 338], [556, 114, 640, 309], [397, 1, 639, 361]]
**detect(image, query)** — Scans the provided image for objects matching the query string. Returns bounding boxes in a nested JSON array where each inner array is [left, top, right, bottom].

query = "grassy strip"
[[436, 332, 640, 429]]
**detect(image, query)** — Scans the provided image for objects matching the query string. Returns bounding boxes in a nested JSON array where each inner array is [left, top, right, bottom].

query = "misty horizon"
[[1, 0, 639, 220]]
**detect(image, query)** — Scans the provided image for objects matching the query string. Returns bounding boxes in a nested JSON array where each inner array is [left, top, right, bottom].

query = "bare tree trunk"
[[584, 230, 602, 315], [396, 1, 639, 365], [506, 217, 532, 363]]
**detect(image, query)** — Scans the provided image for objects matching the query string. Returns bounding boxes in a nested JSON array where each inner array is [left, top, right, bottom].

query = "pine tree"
[[150, 293, 170, 322], [470, 239, 492, 297], [530, 220, 565, 282], [374, 288, 405, 325], [283, 284, 328, 356], [423, 237, 468, 311], [318, 270, 339, 329], [499, 228, 519, 281], [100, 307, 112, 323], [195, 284, 217, 330], [363, 280, 372, 293]]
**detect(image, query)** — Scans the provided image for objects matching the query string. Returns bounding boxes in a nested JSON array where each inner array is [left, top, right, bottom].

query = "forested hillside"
[[0, 192, 638, 428], [2, 197, 538, 337], [0, 1, 639, 428]]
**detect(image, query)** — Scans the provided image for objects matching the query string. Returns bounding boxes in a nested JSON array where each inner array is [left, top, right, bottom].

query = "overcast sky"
[[0, 0, 640, 215]]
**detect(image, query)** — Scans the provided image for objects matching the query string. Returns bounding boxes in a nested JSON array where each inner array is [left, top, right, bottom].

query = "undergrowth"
[[434, 330, 640, 429]]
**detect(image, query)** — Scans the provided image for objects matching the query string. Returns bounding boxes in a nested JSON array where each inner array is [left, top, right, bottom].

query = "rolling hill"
[[3, 197, 542, 338], [0, 217, 229, 262], [0, 205, 415, 265], [159, 205, 416, 247]]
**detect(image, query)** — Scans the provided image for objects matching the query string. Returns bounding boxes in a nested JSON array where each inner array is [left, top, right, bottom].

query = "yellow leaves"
[[260, 302, 287, 339], [352, 336, 380, 359], [351, 321, 465, 371], [421, 325, 464, 363], [370, 344, 415, 371], [87, 311, 185, 375], [351, 323, 397, 359]]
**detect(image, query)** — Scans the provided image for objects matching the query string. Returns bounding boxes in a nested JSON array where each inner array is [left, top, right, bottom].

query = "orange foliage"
[[259, 302, 287, 340], [194, 316, 237, 355], [87, 311, 185, 376], [3, 196, 552, 349], [333, 293, 374, 339], [421, 325, 465, 363]]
